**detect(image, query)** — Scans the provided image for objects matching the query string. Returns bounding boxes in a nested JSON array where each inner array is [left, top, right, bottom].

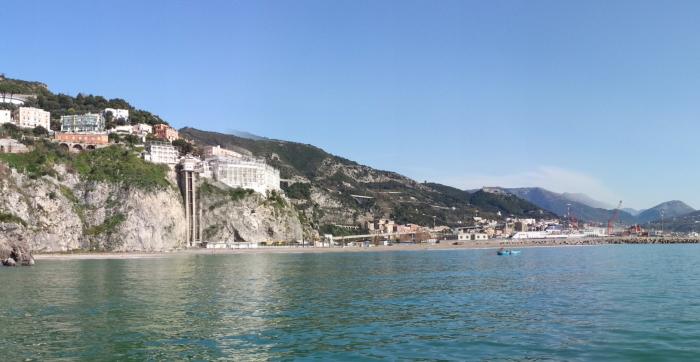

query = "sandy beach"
[[32, 238, 649, 261]]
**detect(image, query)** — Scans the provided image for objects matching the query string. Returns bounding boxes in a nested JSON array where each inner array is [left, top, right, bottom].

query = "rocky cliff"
[[0, 143, 309, 253], [198, 181, 306, 244], [0, 163, 188, 252]]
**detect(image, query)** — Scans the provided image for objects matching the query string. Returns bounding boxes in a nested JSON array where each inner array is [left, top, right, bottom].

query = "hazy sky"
[[2, 0, 700, 209]]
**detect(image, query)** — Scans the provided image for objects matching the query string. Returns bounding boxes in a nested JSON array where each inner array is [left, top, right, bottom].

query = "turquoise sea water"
[[2, 245, 700, 360]]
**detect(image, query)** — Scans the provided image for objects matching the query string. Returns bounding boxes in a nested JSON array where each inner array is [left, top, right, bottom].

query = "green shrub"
[[0, 212, 27, 226], [282, 182, 311, 199], [86, 213, 126, 236], [72, 146, 170, 190]]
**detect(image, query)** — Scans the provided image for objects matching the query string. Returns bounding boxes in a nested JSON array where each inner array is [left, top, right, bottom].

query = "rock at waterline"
[[0, 243, 35, 266]]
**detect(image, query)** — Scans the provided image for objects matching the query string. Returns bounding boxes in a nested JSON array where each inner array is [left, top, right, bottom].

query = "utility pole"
[[660, 210, 665, 235]]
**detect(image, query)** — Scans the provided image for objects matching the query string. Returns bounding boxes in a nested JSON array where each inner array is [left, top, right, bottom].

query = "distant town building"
[[60, 113, 105, 133], [103, 108, 129, 121], [54, 132, 109, 146], [0, 138, 29, 153], [0, 110, 10, 124], [458, 231, 489, 241], [202, 145, 243, 159], [514, 221, 528, 232], [143, 142, 179, 165], [12, 107, 50, 129], [153, 124, 179, 142]]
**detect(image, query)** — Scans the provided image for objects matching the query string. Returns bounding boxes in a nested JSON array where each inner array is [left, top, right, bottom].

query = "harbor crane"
[[567, 203, 579, 230], [607, 200, 623, 236]]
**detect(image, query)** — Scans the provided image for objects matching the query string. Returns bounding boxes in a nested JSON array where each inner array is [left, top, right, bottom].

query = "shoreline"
[[34, 237, 700, 260]]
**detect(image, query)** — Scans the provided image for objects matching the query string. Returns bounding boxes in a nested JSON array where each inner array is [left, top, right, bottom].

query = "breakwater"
[[499, 236, 700, 247]]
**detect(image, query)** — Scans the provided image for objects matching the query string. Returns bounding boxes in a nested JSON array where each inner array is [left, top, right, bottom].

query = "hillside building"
[[54, 132, 109, 146], [12, 107, 50, 129], [153, 124, 179, 142], [60, 113, 105, 133], [202, 145, 243, 159], [208, 156, 280, 194], [103, 108, 129, 121], [133, 123, 152, 135], [143, 141, 179, 165], [110, 125, 134, 135], [0, 110, 10, 124]]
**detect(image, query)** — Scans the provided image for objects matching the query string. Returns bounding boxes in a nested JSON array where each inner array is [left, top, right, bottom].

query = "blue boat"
[[497, 249, 521, 256]]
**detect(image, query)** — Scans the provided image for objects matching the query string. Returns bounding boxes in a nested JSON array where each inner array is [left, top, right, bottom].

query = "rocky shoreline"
[[1, 241, 35, 267]]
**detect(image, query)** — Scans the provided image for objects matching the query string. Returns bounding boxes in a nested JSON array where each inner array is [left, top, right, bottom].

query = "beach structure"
[[457, 231, 489, 241]]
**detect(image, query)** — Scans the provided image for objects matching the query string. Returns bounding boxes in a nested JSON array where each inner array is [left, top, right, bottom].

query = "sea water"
[[2, 245, 700, 360]]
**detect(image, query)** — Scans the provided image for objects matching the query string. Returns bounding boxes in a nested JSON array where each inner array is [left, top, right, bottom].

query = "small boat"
[[497, 249, 521, 256]]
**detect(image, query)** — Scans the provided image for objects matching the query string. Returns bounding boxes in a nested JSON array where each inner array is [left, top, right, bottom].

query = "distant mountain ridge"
[[637, 201, 695, 224], [560, 192, 613, 209], [483, 187, 694, 225], [504, 187, 636, 224]]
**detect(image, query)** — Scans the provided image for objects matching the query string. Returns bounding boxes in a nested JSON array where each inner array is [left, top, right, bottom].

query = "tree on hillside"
[[32, 126, 49, 137], [172, 139, 194, 156], [0, 83, 22, 104], [104, 111, 115, 129], [50, 119, 62, 132]]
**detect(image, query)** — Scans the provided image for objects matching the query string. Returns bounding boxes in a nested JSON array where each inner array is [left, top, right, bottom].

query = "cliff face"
[[0, 163, 188, 252], [198, 182, 305, 244]]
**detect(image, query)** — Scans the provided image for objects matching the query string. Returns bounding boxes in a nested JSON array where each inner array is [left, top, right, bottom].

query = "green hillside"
[[180, 127, 556, 229], [0, 75, 167, 130]]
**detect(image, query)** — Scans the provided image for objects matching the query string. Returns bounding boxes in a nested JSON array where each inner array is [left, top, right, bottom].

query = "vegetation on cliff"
[[0, 139, 170, 190]]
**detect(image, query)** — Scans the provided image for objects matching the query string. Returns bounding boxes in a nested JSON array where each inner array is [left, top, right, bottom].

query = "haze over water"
[[3, 246, 700, 360]]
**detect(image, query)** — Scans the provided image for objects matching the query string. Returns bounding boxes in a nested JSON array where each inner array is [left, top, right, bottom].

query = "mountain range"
[[501, 187, 694, 226]]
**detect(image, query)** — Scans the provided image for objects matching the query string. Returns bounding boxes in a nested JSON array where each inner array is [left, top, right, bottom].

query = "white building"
[[12, 107, 50, 129], [143, 142, 179, 165], [0, 110, 10, 124], [133, 123, 152, 135], [103, 108, 129, 121], [61, 113, 105, 133], [457, 231, 489, 241], [110, 125, 133, 135], [207, 155, 280, 194], [202, 145, 243, 159]]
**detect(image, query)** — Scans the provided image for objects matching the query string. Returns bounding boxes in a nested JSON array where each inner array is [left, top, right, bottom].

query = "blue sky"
[[2, 0, 700, 209]]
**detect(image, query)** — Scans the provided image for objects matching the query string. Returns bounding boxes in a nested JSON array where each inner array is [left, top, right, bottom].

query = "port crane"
[[566, 203, 579, 230], [607, 200, 623, 236]]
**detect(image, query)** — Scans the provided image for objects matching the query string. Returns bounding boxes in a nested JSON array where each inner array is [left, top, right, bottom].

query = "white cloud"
[[442, 166, 617, 204]]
